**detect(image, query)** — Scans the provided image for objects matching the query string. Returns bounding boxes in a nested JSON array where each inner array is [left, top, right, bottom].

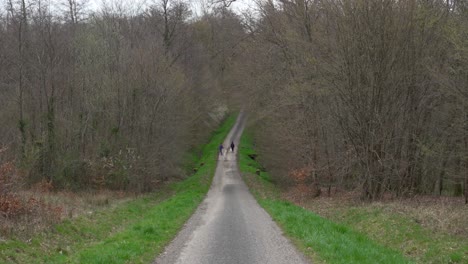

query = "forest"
[[0, 0, 467, 202]]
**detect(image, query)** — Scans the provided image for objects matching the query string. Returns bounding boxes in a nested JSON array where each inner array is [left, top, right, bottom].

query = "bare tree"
[[6, 0, 29, 160], [210, 0, 237, 8], [238, 0, 466, 201]]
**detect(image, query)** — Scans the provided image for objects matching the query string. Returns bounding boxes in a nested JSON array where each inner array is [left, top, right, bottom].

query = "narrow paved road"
[[155, 114, 309, 264]]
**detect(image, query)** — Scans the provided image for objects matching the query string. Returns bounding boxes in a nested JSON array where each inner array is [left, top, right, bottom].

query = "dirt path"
[[154, 113, 309, 264]]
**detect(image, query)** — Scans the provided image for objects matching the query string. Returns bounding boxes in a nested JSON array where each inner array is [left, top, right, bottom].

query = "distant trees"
[[0, 0, 241, 192], [240, 0, 468, 201], [443, 1, 468, 203], [1, 0, 465, 201], [325, 0, 450, 199]]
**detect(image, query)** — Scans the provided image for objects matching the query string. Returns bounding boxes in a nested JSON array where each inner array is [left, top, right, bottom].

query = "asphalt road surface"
[[154, 113, 309, 264]]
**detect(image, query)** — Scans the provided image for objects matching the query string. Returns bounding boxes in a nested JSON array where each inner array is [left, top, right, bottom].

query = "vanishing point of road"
[[155, 114, 309, 264]]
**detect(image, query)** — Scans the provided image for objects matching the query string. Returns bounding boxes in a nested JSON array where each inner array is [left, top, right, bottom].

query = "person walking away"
[[230, 141, 235, 152], [219, 144, 224, 156]]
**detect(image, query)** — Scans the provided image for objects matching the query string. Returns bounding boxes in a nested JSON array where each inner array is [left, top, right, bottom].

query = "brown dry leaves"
[[287, 167, 321, 201], [0, 161, 133, 239], [291, 189, 468, 238]]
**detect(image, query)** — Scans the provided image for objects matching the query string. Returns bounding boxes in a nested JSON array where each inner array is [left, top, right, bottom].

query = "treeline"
[[0, 0, 244, 191], [236, 0, 467, 201], [1, 0, 467, 201]]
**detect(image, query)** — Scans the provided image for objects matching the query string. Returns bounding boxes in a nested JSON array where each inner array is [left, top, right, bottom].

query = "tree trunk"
[[464, 173, 467, 204], [17, 0, 28, 160], [464, 122, 468, 204], [46, 82, 56, 182]]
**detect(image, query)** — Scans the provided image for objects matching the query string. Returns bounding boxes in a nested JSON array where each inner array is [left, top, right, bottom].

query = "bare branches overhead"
[[210, 0, 237, 8]]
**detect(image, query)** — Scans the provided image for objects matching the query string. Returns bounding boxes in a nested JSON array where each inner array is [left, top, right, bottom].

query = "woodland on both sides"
[[0, 0, 467, 202]]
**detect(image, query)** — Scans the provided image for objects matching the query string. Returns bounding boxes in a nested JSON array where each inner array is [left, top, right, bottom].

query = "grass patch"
[[0, 115, 237, 264], [327, 203, 468, 263], [239, 132, 412, 264]]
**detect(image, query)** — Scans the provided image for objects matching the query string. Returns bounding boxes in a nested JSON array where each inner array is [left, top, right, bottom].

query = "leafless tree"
[[238, 0, 467, 201]]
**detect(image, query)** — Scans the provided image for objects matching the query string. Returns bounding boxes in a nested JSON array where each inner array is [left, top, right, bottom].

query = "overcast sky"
[[85, 0, 256, 16], [0, 0, 258, 19]]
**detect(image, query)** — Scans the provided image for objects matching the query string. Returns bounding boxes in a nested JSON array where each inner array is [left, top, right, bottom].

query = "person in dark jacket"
[[219, 144, 224, 156], [230, 141, 235, 152]]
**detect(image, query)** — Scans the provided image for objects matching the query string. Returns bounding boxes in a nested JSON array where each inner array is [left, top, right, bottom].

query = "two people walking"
[[219, 141, 235, 156]]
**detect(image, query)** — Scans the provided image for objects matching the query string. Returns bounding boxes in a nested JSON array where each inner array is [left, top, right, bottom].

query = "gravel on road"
[[154, 114, 309, 264]]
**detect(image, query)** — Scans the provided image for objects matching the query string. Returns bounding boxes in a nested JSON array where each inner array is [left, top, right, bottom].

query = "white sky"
[[0, 0, 259, 19], [86, 0, 257, 16]]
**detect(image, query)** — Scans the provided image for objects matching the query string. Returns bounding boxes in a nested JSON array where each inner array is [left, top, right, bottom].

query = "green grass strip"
[[1, 115, 236, 264], [336, 206, 468, 263], [238, 132, 412, 264]]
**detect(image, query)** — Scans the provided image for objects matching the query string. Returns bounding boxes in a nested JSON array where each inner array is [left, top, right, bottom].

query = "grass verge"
[[0, 115, 236, 264], [238, 132, 412, 264], [297, 190, 468, 264]]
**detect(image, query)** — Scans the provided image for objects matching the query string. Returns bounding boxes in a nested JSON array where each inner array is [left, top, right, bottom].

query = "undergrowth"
[[0, 115, 237, 263]]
